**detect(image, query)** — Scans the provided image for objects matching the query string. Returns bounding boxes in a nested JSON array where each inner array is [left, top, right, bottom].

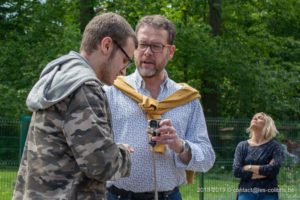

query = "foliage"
[[0, 0, 81, 118], [0, 0, 299, 121], [101, 0, 300, 120]]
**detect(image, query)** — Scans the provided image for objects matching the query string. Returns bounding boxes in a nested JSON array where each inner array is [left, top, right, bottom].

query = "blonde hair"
[[247, 112, 279, 140]]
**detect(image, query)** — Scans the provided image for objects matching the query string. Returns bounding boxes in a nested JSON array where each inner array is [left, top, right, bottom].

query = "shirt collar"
[[133, 69, 170, 91]]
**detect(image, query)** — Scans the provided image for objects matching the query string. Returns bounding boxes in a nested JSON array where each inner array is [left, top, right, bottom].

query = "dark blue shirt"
[[233, 140, 282, 195]]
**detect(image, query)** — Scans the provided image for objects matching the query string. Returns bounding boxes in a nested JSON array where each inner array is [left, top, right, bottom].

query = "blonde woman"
[[233, 112, 282, 200]]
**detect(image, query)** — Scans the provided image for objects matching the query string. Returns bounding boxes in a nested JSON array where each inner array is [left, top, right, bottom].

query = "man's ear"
[[168, 45, 176, 60], [99, 37, 113, 55]]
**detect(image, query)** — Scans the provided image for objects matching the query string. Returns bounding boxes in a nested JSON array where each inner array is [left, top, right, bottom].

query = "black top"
[[233, 140, 282, 195]]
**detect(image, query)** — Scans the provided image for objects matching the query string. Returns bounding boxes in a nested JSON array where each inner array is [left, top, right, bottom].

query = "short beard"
[[137, 53, 169, 78], [137, 66, 157, 78], [108, 46, 118, 62], [99, 46, 118, 85]]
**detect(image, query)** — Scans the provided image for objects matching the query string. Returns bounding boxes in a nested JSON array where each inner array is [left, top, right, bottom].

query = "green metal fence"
[[200, 118, 300, 200], [0, 117, 23, 200], [0, 116, 299, 200]]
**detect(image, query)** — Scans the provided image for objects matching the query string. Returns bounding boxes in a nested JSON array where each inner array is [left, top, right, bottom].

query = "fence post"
[[19, 114, 29, 162], [199, 172, 204, 200]]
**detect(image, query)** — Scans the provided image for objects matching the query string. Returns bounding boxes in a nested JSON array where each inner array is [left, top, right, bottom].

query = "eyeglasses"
[[137, 43, 171, 53], [113, 40, 133, 68]]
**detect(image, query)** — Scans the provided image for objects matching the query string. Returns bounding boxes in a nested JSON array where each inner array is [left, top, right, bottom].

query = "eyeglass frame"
[[137, 42, 172, 53], [113, 40, 133, 69]]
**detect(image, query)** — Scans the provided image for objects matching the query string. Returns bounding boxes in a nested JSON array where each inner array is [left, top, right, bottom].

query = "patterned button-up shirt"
[[104, 70, 215, 192]]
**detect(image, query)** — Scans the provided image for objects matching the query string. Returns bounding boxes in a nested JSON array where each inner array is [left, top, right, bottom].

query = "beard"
[[98, 49, 118, 85], [137, 65, 159, 78], [98, 59, 112, 85], [136, 53, 169, 78]]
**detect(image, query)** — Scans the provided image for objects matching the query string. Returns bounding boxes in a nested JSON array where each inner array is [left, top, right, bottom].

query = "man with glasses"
[[13, 13, 137, 200], [104, 15, 215, 200]]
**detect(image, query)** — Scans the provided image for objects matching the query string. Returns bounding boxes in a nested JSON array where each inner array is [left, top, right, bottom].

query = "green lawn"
[[1, 169, 299, 200], [180, 175, 239, 200], [179, 169, 300, 200], [0, 169, 17, 200]]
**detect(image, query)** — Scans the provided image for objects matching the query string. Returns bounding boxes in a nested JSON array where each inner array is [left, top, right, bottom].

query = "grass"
[[180, 174, 239, 200], [179, 171, 300, 200], [0, 168, 17, 200], [1, 169, 299, 200]]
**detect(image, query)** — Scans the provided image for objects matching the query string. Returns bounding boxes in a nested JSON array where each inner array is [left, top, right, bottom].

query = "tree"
[[1, 0, 299, 121], [0, 0, 81, 118], [79, 0, 96, 33]]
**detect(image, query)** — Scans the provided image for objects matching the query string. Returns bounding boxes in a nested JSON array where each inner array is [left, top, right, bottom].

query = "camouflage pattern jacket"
[[13, 81, 131, 200]]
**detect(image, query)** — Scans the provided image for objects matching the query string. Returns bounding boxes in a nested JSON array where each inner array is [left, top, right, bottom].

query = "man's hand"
[[120, 144, 134, 153], [149, 119, 191, 164], [150, 119, 182, 153]]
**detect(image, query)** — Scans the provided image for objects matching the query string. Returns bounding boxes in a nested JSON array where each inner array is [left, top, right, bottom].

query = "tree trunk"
[[204, 0, 222, 157], [80, 0, 95, 33], [202, 0, 222, 117], [208, 0, 222, 36], [183, 10, 188, 83], [202, 79, 218, 117]]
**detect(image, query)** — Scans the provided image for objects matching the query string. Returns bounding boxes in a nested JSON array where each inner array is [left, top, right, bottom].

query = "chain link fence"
[[1, 116, 299, 199]]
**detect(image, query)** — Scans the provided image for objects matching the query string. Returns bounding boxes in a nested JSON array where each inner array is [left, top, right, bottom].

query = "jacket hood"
[[26, 51, 101, 111]]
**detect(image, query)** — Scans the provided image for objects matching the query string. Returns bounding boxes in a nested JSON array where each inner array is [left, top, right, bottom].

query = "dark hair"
[[135, 15, 176, 44], [80, 12, 137, 55]]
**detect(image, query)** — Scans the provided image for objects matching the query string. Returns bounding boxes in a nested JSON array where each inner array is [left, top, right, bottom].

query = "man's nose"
[[144, 46, 153, 55]]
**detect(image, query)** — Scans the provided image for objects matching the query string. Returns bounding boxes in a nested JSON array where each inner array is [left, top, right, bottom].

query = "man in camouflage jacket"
[[13, 13, 137, 200]]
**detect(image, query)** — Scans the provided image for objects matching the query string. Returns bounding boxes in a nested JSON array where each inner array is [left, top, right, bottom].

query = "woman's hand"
[[251, 173, 266, 179]]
